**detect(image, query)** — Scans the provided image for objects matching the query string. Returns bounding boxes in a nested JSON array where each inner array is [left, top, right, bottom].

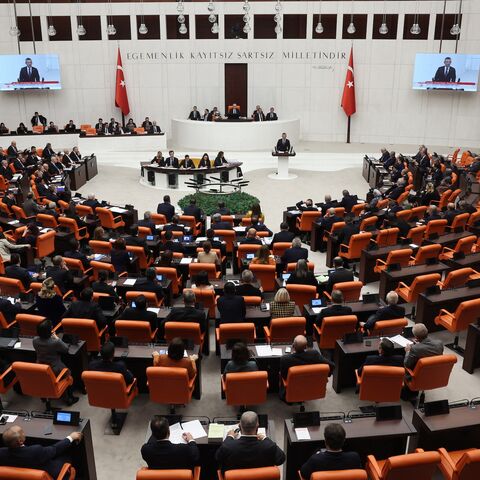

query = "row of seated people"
[[1, 140, 83, 163], [89, 116, 162, 135], [150, 151, 228, 169], [187, 104, 279, 121]]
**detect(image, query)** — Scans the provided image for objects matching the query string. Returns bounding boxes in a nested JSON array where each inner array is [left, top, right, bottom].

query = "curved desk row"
[[171, 118, 300, 151], [140, 161, 242, 190]]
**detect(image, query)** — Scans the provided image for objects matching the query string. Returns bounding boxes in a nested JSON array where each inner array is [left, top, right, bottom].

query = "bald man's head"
[[413, 323, 428, 341], [3, 426, 25, 448], [240, 411, 258, 435], [247, 228, 256, 238], [293, 335, 307, 353]]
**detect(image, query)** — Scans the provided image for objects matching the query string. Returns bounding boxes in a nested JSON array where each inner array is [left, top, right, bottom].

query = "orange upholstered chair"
[[249, 264, 276, 292], [222, 371, 268, 407], [446, 213, 469, 232], [409, 244, 442, 265], [410, 206, 428, 221], [76, 204, 94, 216], [467, 211, 480, 231], [286, 284, 317, 309], [126, 245, 153, 270], [359, 216, 378, 232], [29, 282, 73, 301], [339, 233, 372, 261], [126, 291, 163, 307], [213, 230, 235, 254], [115, 320, 157, 343], [218, 466, 280, 480], [272, 242, 292, 258], [147, 366, 196, 414], [189, 262, 221, 280], [179, 215, 202, 236], [440, 236, 477, 260], [352, 204, 367, 217], [164, 322, 205, 349], [0, 312, 16, 330], [90, 261, 116, 281], [366, 451, 441, 480], [216, 323, 256, 345], [324, 281, 363, 302], [95, 207, 125, 230], [356, 366, 405, 403], [32, 125, 44, 134], [80, 123, 91, 131], [11, 205, 34, 222], [404, 225, 426, 245], [405, 355, 457, 407], [220, 215, 234, 226], [34, 230, 56, 258], [437, 448, 480, 480], [58, 216, 89, 240], [395, 273, 441, 303], [136, 467, 201, 480], [296, 211, 321, 233], [314, 315, 358, 349], [435, 298, 480, 349], [373, 228, 399, 247], [36, 214, 58, 229], [12, 361, 73, 412], [0, 464, 75, 479], [440, 268, 478, 290], [16, 314, 46, 336], [89, 240, 112, 255], [63, 256, 92, 278], [431, 189, 452, 210], [237, 244, 262, 268], [369, 318, 408, 336], [60, 318, 107, 352], [150, 213, 167, 225], [155, 267, 182, 295], [302, 471, 367, 480], [448, 188, 462, 203], [374, 249, 413, 274], [396, 210, 412, 222], [192, 288, 216, 318], [243, 296, 262, 306], [425, 219, 448, 237], [281, 364, 329, 408], [0, 366, 17, 410], [263, 317, 306, 343], [286, 262, 315, 273], [323, 221, 345, 243], [82, 371, 138, 434]]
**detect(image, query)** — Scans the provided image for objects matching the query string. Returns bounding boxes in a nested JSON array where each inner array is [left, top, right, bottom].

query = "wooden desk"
[[310, 222, 324, 252], [68, 163, 87, 191], [424, 231, 473, 249], [84, 155, 98, 180], [326, 236, 339, 268], [283, 210, 301, 233], [220, 343, 320, 393], [444, 252, 480, 271], [284, 416, 415, 480], [332, 338, 405, 393], [415, 286, 480, 332], [378, 262, 450, 299], [412, 405, 480, 451], [0, 414, 97, 480], [463, 323, 480, 374], [114, 343, 202, 398]]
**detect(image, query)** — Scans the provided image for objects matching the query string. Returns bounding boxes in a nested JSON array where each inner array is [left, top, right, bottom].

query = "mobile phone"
[[0, 416, 6, 426]]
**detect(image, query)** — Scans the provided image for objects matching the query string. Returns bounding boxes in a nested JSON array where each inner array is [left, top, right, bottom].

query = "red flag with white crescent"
[[115, 48, 130, 116], [341, 47, 356, 117]]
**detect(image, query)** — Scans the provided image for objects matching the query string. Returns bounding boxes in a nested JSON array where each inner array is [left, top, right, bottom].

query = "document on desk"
[[295, 428, 311, 440], [169, 422, 187, 444], [109, 207, 128, 214], [256, 345, 273, 357], [180, 257, 193, 264], [271, 348, 283, 356], [147, 307, 160, 314], [389, 334, 413, 347], [233, 226, 247, 232], [0, 414, 17, 423], [311, 307, 325, 314], [123, 278, 137, 286], [181, 420, 207, 439], [288, 210, 301, 215]]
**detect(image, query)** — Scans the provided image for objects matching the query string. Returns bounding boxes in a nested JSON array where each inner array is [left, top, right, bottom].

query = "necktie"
[[28, 67, 31, 77], [446, 67, 449, 76]]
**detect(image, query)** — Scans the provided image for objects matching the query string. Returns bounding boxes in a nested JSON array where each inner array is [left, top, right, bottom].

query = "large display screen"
[[412, 53, 480, 91], [0, 54, 61, 91]]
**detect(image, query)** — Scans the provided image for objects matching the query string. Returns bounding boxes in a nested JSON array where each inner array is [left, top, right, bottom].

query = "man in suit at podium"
[[188, 106, 201, 120], [253, 107, 266, 122], [276, 133, 291, 153], [165, 150, 179, 168], [149, 121, 161, 134], [266, 107, 278, 121], [228, 104, 241, 119], [19, 58, 40, 82], [31, 111, 47, 127], [433, 57, 456, 83]]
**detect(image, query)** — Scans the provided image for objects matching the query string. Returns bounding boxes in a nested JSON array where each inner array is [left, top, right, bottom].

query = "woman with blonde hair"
[[246, 202, 265, 223], [251, 244, 275, 265], [270, 287, 296, 318], [93, 226, 109, 241], [35, 277, 65, 326]]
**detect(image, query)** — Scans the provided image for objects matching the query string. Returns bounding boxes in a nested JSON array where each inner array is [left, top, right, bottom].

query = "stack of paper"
[[295, 427, 311, 440], [182, 420, 207, 439], [389, 334, 413, 347], [110, 206, 128, 214], [271, 348, 283, 356], [180, 258, 193, 264], [208, 423, 224, 440], [147, 307, 160, 314], [123, 278, 137, 286], [256, 345, 273, 357]]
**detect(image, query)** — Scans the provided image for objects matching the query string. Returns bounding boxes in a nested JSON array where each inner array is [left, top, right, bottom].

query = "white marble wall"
[[0, 1, 479, 148]]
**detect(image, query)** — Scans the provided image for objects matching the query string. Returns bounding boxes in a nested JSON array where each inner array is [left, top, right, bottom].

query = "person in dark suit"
[[183, 198, 203, 221], [162, 231, 185, 254], [42, 143, 55, 160], [22, 193, 44, 218], [31, 111, 47, 127], [443, 203, 460, 225], [215, 411, 285, 472], [433, 57, 456, 82], [91, 269, 119, 300], [2, 191, 16, 212], [110, 238, 131, 274], [424, 205, 443, 223], [228, 104, 241, 119], [179, 155, 196, 169], [149, 121, 162, 134], [165, 150, 179, 168], [316, 290, 353, 327], [387, 179, 406, 201], [163, 289, 206, 333], [404, 323, 443, 371], [300, 423, 361, 479], [0, 296, 22, 324], [157, 195, 175, 222], [141, 415, 200, 471], [253, 108, 266, 122], [163, 215, 186, 235], [362, 291, 406, 333], [0, 160, 13, 181], [137, 211, 157, 235], [64, 120, 76, 133], [214, 151, 228, 167], [123, 225, 149, 255], [383, 213, 411, 238], [271, 222, 295, 246], [19, 58, 40, 82], [317, 208, 342, 234], [339, 190, 358, 213], [0, 426, 82, 478], [217, 282, 246, 324], [276, 133, 291, 153], [211, 213, 233, 231], [83, 194, 101, 211], [265, 107, 278, 121], [250, 216, 272, 236], [213, 201, 231, 216], [316, 194, 337, 216], [325, 257, 354, 294], [188, 106, 201, 120], [286, 259, 318, 289], [239, 228, 262, 246], [64, 239, 90, 270], [295, 199, 318, 212], [281, 237, 308, 265], [5, 253, 31, 289], [6, 141, 18, 158], [135, 268, 164, 302], [88, 341, 134, 385], [379, 148, 390, 163], [357, 337, 404, 376], [63, 288, 106, 329], [46, 256, 74, 295], [118, 294, 157, 331], [235, 269, 263, 298], [334, 215, 359, 247]]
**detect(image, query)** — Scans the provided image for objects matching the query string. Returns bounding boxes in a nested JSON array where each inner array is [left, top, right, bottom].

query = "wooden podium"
[[269, 151, 297, 180]]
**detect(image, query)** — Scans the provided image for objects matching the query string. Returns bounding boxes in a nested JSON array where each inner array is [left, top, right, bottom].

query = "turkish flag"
[[115, 48, 130, 116], [341, 47, 356, 117]]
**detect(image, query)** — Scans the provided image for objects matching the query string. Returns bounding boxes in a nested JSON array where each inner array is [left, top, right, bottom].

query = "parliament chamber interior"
[[0, 0, 479, 478]]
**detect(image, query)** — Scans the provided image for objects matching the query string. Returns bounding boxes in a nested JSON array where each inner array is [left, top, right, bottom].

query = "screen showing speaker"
[[412, 53, 480, 91], [0, 54, 61, 91]]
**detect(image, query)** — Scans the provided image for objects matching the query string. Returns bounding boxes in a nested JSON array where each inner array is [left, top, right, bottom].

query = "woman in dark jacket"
[[110, 238, 131, 274], [286, 259, 319, 289], [35, 277, 66, 326]]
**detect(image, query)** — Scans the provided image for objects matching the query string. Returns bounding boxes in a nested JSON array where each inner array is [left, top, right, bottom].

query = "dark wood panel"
[[283, 14, 306, 39], [18, 16, 42, 42], [312, 14, 337, 39], [46, 15, 72, 41], [107, 15, 131, 40], [434, 13, 462, 40], [372, 13, 398, 39], [136, 15, 160, 40], [403, 13, 430, 40], [342, 14, 368, 39], [166, 14, 190, 39], [195, 14, 218, 39], [225, 64, 247, 117], [254, 14, 276, 39], [77, 15, 102, 40], [225, 14, 246, 39]]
